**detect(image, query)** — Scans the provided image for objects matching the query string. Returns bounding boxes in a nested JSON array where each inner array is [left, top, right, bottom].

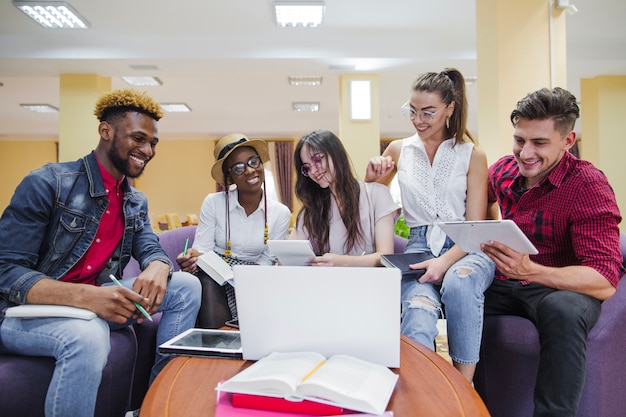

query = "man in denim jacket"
[[0, 89, 201, 417]]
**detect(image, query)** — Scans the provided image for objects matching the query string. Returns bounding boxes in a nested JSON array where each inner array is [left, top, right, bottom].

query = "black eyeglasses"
[[300, 153, 325, 177], [229, 155, 262, 176]]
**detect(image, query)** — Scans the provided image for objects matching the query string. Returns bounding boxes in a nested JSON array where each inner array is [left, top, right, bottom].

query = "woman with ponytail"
[[176, 133, 291, 325], [365, 68, 494, 382]]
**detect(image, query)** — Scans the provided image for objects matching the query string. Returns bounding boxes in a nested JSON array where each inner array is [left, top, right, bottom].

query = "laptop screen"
[[233, 265, 401, 367]]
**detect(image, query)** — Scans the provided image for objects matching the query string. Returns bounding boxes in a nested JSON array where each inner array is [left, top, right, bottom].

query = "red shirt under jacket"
[[62, 156, 125, 285], [488, 151, 624, 288]]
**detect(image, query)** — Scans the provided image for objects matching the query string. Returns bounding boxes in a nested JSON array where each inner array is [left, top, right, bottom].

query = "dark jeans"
[[484, 279, 601, 417]]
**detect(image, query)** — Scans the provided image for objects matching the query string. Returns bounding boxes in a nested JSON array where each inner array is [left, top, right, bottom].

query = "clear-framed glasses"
[[229, 155, 262, 176], [401, 101, 447, 121], [300, 153, 325, 177]]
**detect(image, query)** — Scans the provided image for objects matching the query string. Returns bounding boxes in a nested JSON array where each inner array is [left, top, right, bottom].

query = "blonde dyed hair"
[[94, 89, 163, 121]]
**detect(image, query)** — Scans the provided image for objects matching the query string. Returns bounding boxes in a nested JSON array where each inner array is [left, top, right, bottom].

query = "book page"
[[218, 351, 326, 398], [296, 354, 398, 414]]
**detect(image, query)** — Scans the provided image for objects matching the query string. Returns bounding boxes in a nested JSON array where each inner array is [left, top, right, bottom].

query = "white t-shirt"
[[296, 181, 399, 255], [397, 134, 473, 255], [193, 188, 291, 265]]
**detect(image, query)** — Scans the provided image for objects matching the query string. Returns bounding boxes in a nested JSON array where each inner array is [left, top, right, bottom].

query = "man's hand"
[[93, 284, 152, 324], [132, 261, 170, 314], [481, 240, 534, 280]]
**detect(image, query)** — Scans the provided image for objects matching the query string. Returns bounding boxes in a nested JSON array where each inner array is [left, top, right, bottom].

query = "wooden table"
[[140, 336, 490, 417]]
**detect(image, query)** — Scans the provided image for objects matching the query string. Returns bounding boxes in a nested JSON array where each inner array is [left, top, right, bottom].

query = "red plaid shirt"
[[488, 152, 624, 287]]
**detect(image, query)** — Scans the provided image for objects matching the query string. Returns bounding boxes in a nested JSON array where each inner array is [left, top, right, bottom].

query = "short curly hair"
[[93, 89, 164, 122]]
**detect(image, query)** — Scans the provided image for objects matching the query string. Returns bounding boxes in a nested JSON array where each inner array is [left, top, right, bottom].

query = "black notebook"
[[380, 252, 434, 279]]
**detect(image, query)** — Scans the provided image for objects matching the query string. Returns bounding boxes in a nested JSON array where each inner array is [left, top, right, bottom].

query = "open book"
[[196, 251, 234, 286], [216, 351, 398, 415]]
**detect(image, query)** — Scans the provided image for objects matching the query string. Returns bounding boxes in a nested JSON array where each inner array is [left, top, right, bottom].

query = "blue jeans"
[[401, 226, 495, 365], [485, 279, 601, 417], [0, 271, 200, 417]]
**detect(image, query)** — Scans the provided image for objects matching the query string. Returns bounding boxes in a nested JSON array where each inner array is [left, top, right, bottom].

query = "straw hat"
[[211, 133, 270, 185]]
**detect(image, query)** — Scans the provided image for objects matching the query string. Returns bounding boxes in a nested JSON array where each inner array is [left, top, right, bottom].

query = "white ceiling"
[[0, 0, 625, 141]]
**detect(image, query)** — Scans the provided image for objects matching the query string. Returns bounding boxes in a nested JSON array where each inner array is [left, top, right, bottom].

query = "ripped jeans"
[[401, 226, 495, 365]]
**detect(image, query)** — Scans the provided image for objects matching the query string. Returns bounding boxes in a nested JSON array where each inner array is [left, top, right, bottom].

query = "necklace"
[[224, 183, 269, 257]]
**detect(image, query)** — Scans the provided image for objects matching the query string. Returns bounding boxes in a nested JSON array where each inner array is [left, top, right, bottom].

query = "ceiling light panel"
[[121, 76, 162, 86], [160, 103, 192, 113], [288, 76, 323, 86], [20, 103, 59, 113], [292, 102, 320, 112], [274, 1, 325, 27], [13, 1, 90, 29]]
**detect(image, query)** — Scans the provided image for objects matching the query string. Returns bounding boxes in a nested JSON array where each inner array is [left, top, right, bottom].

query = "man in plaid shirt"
[[482, 87, 623, 417]]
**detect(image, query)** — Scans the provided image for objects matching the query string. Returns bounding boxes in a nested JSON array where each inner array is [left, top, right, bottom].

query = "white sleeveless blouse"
[[397, 134, 473, 256]]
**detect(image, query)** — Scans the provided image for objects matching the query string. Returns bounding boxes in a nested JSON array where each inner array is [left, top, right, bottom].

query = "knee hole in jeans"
[[408, 295, 443, 318]]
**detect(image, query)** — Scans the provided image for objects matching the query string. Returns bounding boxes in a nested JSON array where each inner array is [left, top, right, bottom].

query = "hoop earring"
[[445, 116, 450, 129]]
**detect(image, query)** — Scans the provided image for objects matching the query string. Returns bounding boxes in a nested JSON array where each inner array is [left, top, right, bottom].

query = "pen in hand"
[[108, 274, 153, 322]]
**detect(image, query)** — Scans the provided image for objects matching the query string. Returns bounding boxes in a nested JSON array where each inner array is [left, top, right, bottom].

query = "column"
[[338, 73, 380, 179], [59, 74, 111, 161], [580, 75, 626, 217], [476, 0, 568, 164]]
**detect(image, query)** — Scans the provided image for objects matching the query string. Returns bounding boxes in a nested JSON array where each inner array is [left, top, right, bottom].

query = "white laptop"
[[233, 265, 401, 368]]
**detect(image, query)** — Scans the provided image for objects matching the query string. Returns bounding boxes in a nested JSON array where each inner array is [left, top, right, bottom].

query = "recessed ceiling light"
[[13, 1, 90, 29], [329, 64, 357, 71], [292, 102, 320, 112], [20, 103, 59, 113], [121, 76, 162, 87], [288, 76, 323, 86], [274, 1, 325, 27], [129, 64, 160, 71], [160, 103, 192, 113]]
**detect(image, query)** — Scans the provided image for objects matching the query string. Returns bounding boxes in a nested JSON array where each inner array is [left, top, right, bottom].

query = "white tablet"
[[267, 240, 316, 266], [439, 220, 539, 255], [158, 328, 242, 359]]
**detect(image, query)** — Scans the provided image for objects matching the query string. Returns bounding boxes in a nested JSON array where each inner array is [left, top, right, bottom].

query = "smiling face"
[[299, 143, 335, 189], [105, 111, 158, 179], [224, 146, 265, 192], [408, 90, 455, 142], [513, 118, 576, 187]]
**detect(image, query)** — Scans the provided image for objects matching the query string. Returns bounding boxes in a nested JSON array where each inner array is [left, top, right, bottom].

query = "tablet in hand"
[[439, 220, 538, 255]]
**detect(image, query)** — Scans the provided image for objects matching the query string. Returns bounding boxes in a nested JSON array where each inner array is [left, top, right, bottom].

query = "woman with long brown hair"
[[290, 130, 398, 266]]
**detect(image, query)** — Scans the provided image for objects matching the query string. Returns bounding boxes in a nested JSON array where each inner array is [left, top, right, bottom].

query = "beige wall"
[[0, 136, 298, 225], [0, 140, 58, 210]]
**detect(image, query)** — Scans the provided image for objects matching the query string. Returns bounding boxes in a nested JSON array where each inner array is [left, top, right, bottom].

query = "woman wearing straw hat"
[[176, 133, 291, 326]]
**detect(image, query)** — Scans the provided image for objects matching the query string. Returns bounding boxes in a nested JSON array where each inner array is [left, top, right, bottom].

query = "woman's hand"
[[176, 248, 200, 273], [365, 155, 395, 182]]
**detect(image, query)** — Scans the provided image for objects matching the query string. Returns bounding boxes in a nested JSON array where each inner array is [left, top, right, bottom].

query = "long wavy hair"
[[294, 130, 363, 254], [411, 68, 475, 145]]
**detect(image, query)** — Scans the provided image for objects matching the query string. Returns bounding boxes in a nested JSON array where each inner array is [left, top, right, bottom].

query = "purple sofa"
[[0, 226, 203, 417], [474, 232, 626, 417]]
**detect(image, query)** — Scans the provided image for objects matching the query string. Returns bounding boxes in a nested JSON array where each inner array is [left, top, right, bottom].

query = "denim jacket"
[[0, 152, 172, 320]]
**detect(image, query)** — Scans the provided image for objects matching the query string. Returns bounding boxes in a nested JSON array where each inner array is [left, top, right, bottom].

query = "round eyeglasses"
[[229, 155, 262, 176], [401, 101, 448, 121], [300, 153, 325, 177]]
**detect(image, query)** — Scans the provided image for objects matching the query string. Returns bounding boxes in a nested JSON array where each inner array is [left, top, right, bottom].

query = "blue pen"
[[108, 274, 153, 321]]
